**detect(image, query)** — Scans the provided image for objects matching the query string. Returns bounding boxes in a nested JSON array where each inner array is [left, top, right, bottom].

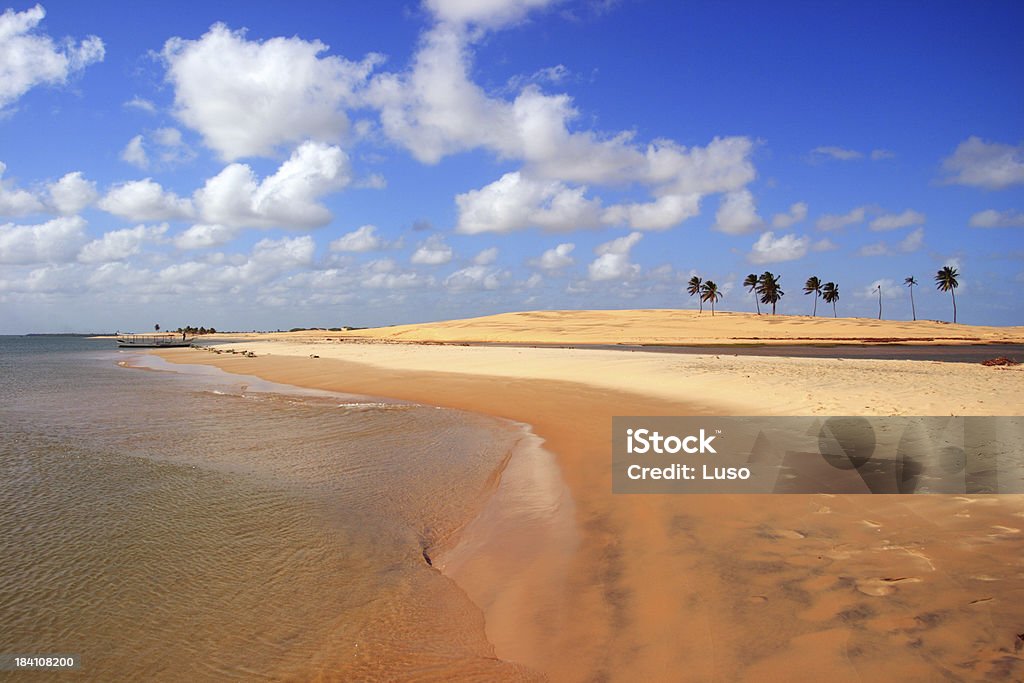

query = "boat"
[[116, 334, 195, 348]]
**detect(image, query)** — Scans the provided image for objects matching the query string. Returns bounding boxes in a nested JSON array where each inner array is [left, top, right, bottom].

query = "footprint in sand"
[[855, 576, 922, 597], [862, 519, 882, 529], [991, 525, 1020, 534], [762, 528, 807, 540]]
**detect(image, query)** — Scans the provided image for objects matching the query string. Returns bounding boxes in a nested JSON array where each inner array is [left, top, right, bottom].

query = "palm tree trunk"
[[833, 302, 836, 318], [754, 295, 760, 315], [877, 288, 882, 320], [951, 290, 957, 324], [910, 287, 916, 321], [812, 295, 817, 317]]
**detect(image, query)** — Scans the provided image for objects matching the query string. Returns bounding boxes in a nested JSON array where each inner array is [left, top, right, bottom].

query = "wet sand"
[[155, 336, 1024, 680]]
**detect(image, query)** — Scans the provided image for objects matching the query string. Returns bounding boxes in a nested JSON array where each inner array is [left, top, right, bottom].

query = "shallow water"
[[0, 336, 540, 680]]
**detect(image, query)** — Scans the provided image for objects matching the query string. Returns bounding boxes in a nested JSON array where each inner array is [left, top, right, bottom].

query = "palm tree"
[[687, 276, 703, 313], [803, 276, 822, 316], [700, 280, 722, 316], [822, 282, 839, 317], [875, 283, 882, 320], [904, 276, 917, 321], [744, 273, 761, 315], [935, 266, 959, 323], [757, 272, 784, 315], [154, 323, 160, 332]]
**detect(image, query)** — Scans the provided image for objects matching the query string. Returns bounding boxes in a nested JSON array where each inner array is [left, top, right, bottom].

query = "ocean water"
[[0, 336, 537, 680]]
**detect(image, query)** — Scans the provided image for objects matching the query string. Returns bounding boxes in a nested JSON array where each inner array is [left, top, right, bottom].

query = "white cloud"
[[869, 209, 925, 231], [0, 216, 87, 264], [858, 242, 889, 257], [194, 141, 350, 229], [215, 235, 316, 286], [455, 171, 602, 233], [410, 233, 453, 265], [152, 127, 195, 165], [425, 0, 559, 29], [99, 179, 195, 221], [162, 23, 382, 160], [712, 189, 764, 234], [472, 246, 499, 265], [811, 237, 838, 252], [812, 146, 863, 161], [78, 224, 168, 263], [748, 231, 809, 264], [0, 162, 44, 216], [120, 135, 148, 169], [941, 136, 1024, 190], [174, 223, 237, 249], [870, 149, 895, 161], [0, 5, 105, 111], [602, 193, 701, 231], [367, 16, 756, 228], [444, 264, 505, 291], [531, 242, 575, 270], [816, 206, 867, 231], [858, 227, 925, 257], [588, 231, 642, 281], [330, 224, 388, 252], [969, 209, 1024, 228], [899, 226, 924, 252], [771, 201, 808, 229], [123, 97, 156, 114], [47, 172, 97, 215]]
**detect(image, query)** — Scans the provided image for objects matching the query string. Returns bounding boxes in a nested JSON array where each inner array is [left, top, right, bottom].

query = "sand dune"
[[258, 309, 1024, 346]]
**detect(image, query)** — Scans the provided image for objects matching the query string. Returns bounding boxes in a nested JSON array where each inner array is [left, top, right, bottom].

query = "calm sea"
[[0, 336, 537, 681]]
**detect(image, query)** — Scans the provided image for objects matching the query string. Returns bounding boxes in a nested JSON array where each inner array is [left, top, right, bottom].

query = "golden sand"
[[155, 310, 1024, 680]]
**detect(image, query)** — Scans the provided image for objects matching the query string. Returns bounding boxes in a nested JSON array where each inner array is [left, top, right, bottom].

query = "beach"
[[156, 310, 1024, 680]]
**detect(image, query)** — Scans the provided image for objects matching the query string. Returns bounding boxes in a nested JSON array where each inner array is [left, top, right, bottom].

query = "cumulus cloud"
[[215, 235, 316, 286], [162, 23, 382, 160], [194, 141, 350, 229], [47, 172, 97, 215], [367, 11, 756, 231], [816, 206, 867, 231], [858, 227, 926, 256], [455, 171, 602, 233], [425, 0, 559, 29], [444, 264, 505, 291], [0, 5, 105, 111], [712, 189, 764, 234], [78, 224, 168, 263], [530, 242, 575, 270], [173, 223, 237, 249], [330, 224, 389, 252], [472, 246, 498, 265], [940, 136, 1024, 190], [771, 201, 808, 229], [748, 231, 809, 264], [123, 96, 156, 113], [0, 162, 44, 216], [120, 135, 148, 169], [969, 209, 1024, 228], [870, 149, 895, 161], [588, 231, 642, 281], [98, 179, 195, 221], [410, 233, 453, 265], [811, 146, 863, 161], [0, 216, 87, 264], [869, 209, 925, 231]]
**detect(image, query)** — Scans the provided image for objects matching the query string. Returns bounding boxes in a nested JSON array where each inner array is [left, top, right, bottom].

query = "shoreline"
[[154, 343, 1024, 680]]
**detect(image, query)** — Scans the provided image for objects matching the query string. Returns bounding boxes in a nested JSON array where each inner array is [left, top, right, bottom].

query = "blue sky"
[[1, 0, 1022, 333]]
